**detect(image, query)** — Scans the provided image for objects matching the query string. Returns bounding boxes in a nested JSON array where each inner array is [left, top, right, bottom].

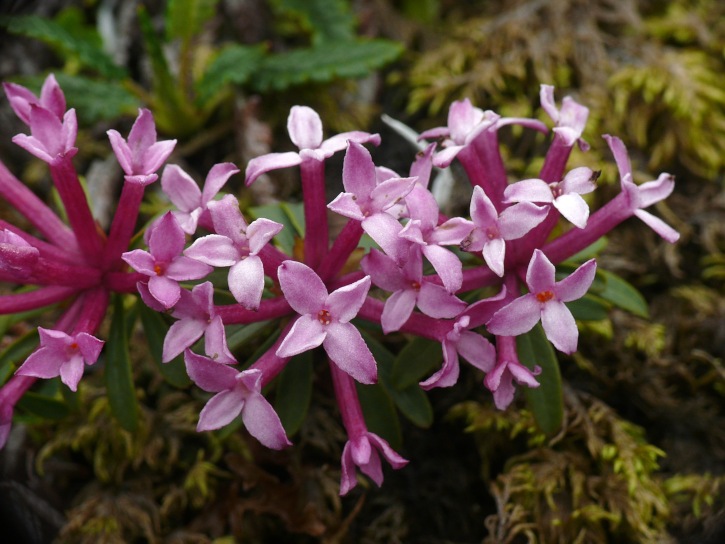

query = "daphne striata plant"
[[0, 76, 678, 495]]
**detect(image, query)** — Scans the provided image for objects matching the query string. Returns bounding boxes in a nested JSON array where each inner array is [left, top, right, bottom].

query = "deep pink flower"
[[184, 350, 291, 449], [276, 260, 377, 384], [16, 328, 104, 391], [485, 340, 541, 410], [3, 74, 65, 125], [184, 194, 283, 310], [107, 108, 176, 185], [245, 105, 380, 186], [123, 212, 213, 309], [340, 431, 409, 495], [0, 229, 39, 277], [487, 250, 597, 354], [12, 105, 78, 164]]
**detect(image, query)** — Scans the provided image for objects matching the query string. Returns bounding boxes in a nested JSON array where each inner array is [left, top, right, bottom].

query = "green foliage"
[[1, 1, 402, 137], [452, 390, 673, 543], [105, 295, 139, 432]]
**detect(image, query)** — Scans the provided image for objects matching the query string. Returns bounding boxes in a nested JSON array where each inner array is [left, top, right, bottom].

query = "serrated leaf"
[[516, 324, 563, 435], [195, 44, 265, 104], [252, 39, 403, 92], [274, 0, 355, 44], [51, 73, 139, 124], [0, 329, 39, 385], [274, 351, 313, 435], [166, 0, 219, 42], [1, 14, 126, 79], [137, 301, 191, 388], [391, 336, 442, 390], [106, 296, 139, 431], [597, 269, 650, 318]]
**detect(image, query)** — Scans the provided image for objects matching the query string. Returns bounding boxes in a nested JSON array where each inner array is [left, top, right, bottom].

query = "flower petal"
[[326, 275, 371, 324], [278, 260, 328, 315], [555, 258, 597, 302], [526, 249, 556, 294], [161, 164, 201, 212], [456, 330, 495, 372], [197, 389, 244, 431], [504, 179, 554, 204], [185, 234, 240, 266], [323, 322, 377, 384], [204, 316, 236, 364], [148, 275, 181, 308], [288, 105, 323, 150], [482, 237, 506, 277], [276, 315, 327, 358], [228, 256, 265, 310], [242, 391, 292, 449], [422, 244, 462, 293], [184, 349, 238, 392], [634, 209, 680, 243], [419, 340, 458, 390], [486, 294, 542, 337], [342, 141, 376, 198], [541, 300, 578, 353], [245, 152, 302, 186], [417, 282, 466, 318], [163, 317, 206, 362], [553, 193, 590, 229], [381, 288, 417, 333], [246, 218, 284, 255]]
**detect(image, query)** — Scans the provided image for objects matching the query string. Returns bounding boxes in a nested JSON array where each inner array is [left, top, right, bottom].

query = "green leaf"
[[516, 324, 563, 435], [356, 382, 402, 450], [274, 351, 314, 435], [225, 320, 274, 352], [566, 294, 610, 321], [106, 296, 139, 432], [596, 269, 650, 318], [137, 301, 191, 388], [391, 336, 442, 390], [195, 44, 265, 104], [273, 0, 356, 44], [280, 201, 306, 236], [249, 203, 297, 255], [166, 0, 219, 42], [1, 13, 126, 79], [17, 387, 69, 420], [51, 73, 139, 124], [0, 329, 39, 385], [252, 39, 403, 92], [360, 329, 433, 428]]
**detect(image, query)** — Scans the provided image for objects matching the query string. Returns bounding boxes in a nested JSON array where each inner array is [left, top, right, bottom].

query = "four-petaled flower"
[[245, 105, 381, 186], [504, 167, 598, 229], [184, 350, 291, 449], [107, 108, 176, 185], [462, 186, 548, 276], [487, 249, 597, 354], [123, 212, 213, 309], [484, 354, 541, 410], [16, 328, 104, 392], [161, 163, 239, 235], [276, 260, 377, 384], [184, 194, 283, 310], [540, 84, 590, 150]]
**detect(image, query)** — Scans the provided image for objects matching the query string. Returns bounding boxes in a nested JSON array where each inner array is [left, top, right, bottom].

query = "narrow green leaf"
[[280, 201, 306, 236], [137, 302, 191, 388], [516, 324, 563, 435], [356, 382, 402, 450], [567, 237, 608, 262], [17, 388, 69, 420], [249, 203, 297, 255], [391, 336, 442, 390], [1, 14, 126, 79], [195, 43, 265, 104], [566, 294, 610, 321], [225, 320, 273, 352], [274, 351, 314, 435], [360, 329, 433, 428], [166, 0, 218, 42], [252, 39, 403, 92], [0, 329, 39, 385], [52, 73, 139, 124], [596, 269, 650, 318], [106, 296, 139, 431]]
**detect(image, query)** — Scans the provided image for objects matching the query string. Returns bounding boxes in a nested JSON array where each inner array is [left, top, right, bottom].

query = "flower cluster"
[[0, 77, 678, 494]]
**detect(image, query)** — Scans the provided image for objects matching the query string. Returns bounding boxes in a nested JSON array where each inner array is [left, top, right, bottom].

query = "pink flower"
[[184, 350, 291, 449], [107, 108, 176, 185], [462, 186, 548, 276], [340, 431, 408, 495], [504, 167, 598, 229], [487, 249, 597, 354], [123, 212, 213, 309], [245, 105, 380, 186], [162, 282, 235, 364], [16, 328, 104, 391], [12, 105, 78, 164], [276, 260, 377, 384], [161, 163, 239, 234], [540, 85, 590, 150], [184, 194, 283, 310], [485, 337, 541, 410], [3, 73, 66, 125], [361, 247, 465, 333], [604, 135, 679, 243]]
